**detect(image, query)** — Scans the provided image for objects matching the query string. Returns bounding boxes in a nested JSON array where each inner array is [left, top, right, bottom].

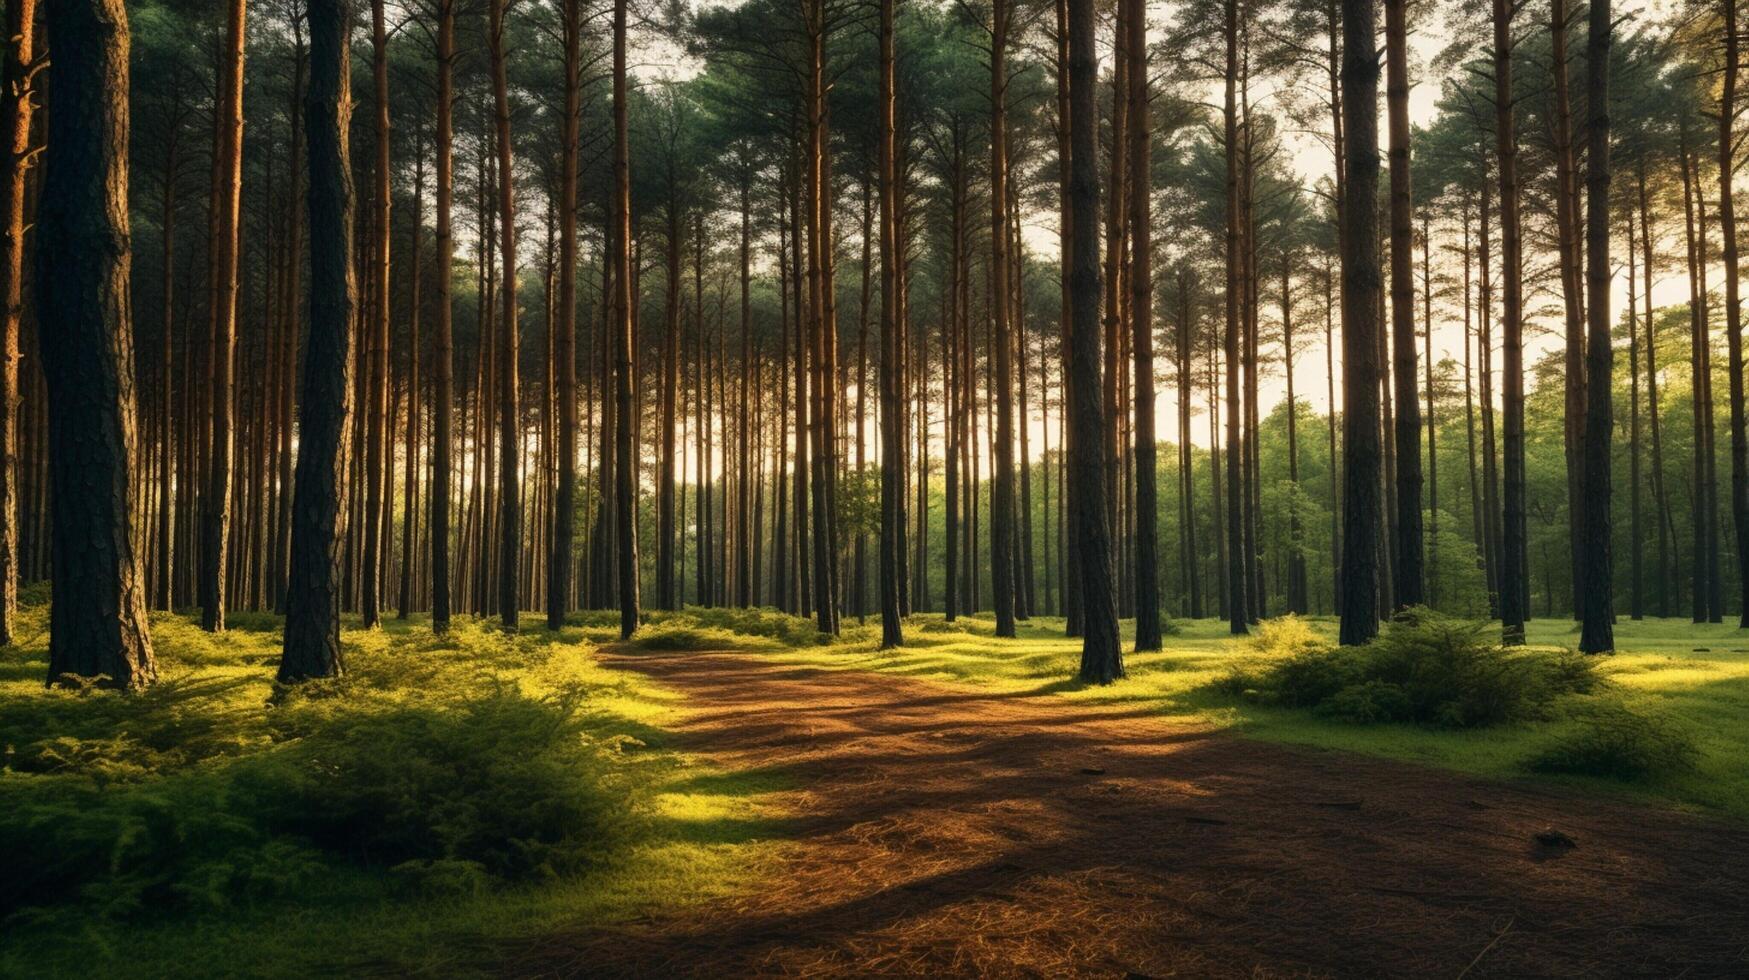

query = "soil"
[[515, 651, 1749, 978]]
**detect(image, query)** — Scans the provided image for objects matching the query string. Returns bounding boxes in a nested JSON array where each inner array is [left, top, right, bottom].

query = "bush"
[[239, 682, 644, 881], [1247, 614, 1334, 660], [643, 607, 834, 649], [0, 621, 652, 923], [1318, 680, 1412, 724], [1525, 703, 1699, 782], [1221, 608, 1601, 728]]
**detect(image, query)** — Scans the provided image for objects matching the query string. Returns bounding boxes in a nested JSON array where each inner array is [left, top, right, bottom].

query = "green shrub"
[[1219, 608, 1602, 729], [239, 682, 644, 881], [1247, 614, 1334, 660], [1319, 680, 1412, 724], [0, 622, 652, 923], [1525, 703, 1699, 782], [637, 607, 833, 649]]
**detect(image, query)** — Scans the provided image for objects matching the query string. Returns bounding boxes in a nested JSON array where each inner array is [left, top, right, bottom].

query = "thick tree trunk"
[[1068, 0, 1122, 682], [1128, 0, 1159, 649], [38, 0, 156, 687], [1056, 0, 1082, 635], [1577, 0, 1612, 651], [281, 0, 355, 683], [1337, 0, 1382, 645]]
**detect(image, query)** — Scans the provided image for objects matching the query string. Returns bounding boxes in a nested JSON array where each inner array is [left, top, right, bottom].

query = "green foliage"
[[642, 607, 836, 649], [0, 616, 653, 926], [1228, 609, 1600, 728], [1526, 702, 1699, 782]]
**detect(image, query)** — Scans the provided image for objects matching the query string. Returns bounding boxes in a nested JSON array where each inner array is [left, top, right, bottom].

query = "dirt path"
[[522, 652, 1749, 978]]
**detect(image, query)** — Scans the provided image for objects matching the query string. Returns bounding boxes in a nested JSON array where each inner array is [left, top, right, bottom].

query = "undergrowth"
[[1218, 609, 1600, 728], [1526, 702, 1699, 781], [0, 603, 779, 977]]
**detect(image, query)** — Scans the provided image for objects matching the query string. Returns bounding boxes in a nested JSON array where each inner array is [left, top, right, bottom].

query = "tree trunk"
[[1551, 0, 1588, 616], [489, 0, 520, 628], [1639, 165, 1673, 617], [659, 194, 681, 610], [1385, 0, 1422, 609], [37, 0, 155, 686], [0, 0, 37, 643], [1495, 0, 1529, 643], [1337, 0, 1382, 645], [430, 0, 454, 633], [1069, 0, 1122, 682], [1056, 0, 1082, 634], [1627, 196, 1642, 619], [360, 0, 390, 629], [201, 0, 246, 633], [989, 0, 1018, 638], [280, 0, 355, 683], [1577, 0, 1612, 652], [1720, 0, 1749, 628], [1223, 0, 1247, 635], [613, 0, 640, 638], [1128, 0, 1159, 649], [878, 0, 903, 647], [399, 132, 424, 618]]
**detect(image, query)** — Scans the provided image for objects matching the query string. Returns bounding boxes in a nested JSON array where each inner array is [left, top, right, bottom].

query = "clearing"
[[523, 648, 1749, 977]]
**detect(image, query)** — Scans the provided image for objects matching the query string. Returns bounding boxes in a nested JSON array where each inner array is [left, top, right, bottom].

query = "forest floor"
[[520, 646, 1749, 977]]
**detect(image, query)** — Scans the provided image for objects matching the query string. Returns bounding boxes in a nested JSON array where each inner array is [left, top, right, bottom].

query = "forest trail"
[[520, 651, 1749, 978]]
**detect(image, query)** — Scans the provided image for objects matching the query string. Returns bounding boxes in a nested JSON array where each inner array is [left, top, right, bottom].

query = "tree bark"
[[1223, 0, 1248, 635], [280, 0, 355, 683], [989, 0, 1018, 638], [201, 0, 246, 633], [1495, 0, 1529, 643], [430, 0, 454, 633], [1338, 0, 1382, 645], [0, 0, 37, 643], [489, 0, 520, 628], [1720, 0, 1749, 628], [1385, 0, 1422, 608], [361, 0, 390, 629], [37, 0, 156, 687], [613, 0, 640, 638], [1069, 0, 1122, 682], [1577, 0, 1612, 651], [1551, 0, 1588, 616], [1128, 0, 1159, 649]]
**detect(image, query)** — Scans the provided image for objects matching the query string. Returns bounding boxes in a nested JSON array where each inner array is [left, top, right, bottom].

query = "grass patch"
[[0, 605, 779, 978], [1526, 701, 1700, 782]]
